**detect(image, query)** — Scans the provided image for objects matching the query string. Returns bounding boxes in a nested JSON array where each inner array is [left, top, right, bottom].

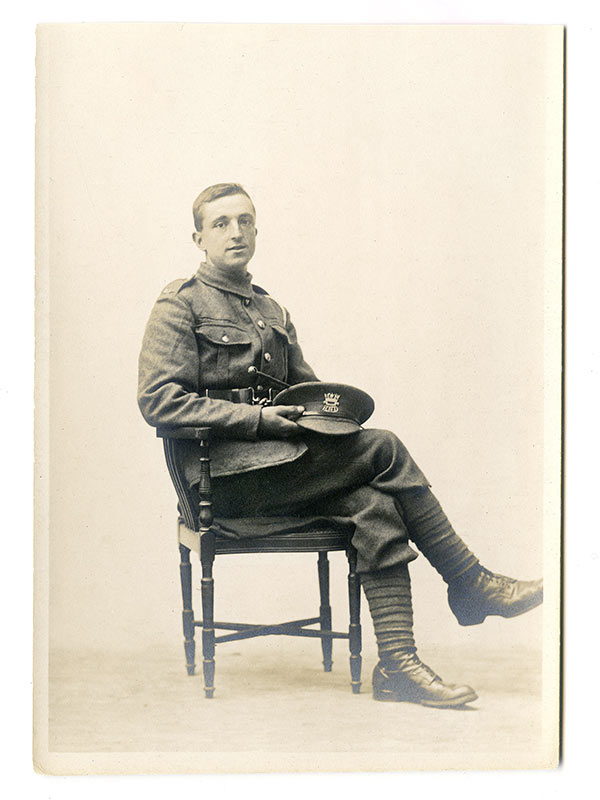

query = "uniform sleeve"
[[284, 311, 320, 385], [137, 289, 262, 438]]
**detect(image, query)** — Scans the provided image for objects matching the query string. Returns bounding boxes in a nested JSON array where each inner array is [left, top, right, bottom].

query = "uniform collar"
[[196, 261, 254, 299]]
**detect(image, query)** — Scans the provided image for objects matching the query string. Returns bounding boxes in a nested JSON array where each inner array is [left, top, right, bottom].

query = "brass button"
[[244, 298, 251, 306], [264, 352, 272, 362], [221, 334, 230, 343], [257, 319, 266, 329]]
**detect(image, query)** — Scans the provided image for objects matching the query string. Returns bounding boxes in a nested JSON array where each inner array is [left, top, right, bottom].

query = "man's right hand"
[[258, 405, 305, 439]]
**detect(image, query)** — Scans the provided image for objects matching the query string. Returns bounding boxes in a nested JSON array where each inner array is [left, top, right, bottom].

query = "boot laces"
[[403, 654, 441, 683], [480, 566, 515, 588], [381, 653, 441, 683], [417, 659, 441, 683]]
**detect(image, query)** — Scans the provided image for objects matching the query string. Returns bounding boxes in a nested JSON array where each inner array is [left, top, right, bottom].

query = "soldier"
[[138, 182, 543, 708]]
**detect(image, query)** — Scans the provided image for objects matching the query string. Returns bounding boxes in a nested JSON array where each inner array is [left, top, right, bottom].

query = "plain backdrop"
[[36, 24, 562, 669]]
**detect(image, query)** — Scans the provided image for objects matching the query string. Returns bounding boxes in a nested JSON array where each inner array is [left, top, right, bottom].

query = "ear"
[[192, 231, 204, 250]]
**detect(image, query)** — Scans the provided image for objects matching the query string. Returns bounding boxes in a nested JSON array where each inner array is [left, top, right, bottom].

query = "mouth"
[[226, 245, 247, 252]]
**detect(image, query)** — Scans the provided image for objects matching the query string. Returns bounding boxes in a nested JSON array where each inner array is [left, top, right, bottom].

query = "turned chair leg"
[[200, 531, 216, 698], [347, 546, 362, 694], [179, 544, 196, 676], [317, 552, 333, 672]]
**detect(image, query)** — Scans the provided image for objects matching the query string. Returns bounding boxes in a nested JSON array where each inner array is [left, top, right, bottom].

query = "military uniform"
[[138, 186, 543, 707], [138, 262, 431, 572], [138, 261, 317, 484]]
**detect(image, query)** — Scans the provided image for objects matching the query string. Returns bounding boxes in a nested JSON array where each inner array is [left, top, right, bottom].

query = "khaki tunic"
[[138, 262, 317, 485]]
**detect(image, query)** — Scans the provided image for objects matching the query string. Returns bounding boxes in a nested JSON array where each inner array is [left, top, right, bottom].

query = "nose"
[[229, 219, 242, 238]]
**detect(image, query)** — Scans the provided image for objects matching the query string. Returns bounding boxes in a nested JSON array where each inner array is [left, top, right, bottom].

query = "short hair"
[[192, 183, 254, 232]]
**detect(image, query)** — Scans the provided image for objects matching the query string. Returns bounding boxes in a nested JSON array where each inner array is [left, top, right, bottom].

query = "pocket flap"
[[195, 323, 252, 346], [270, 323, 292, 343]]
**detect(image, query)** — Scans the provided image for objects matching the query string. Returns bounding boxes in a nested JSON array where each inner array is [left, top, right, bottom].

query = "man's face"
[[194, 193, 257, 271]]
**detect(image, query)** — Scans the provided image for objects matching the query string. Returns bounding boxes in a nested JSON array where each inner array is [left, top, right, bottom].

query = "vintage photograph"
[[34, 23, 563, 773]]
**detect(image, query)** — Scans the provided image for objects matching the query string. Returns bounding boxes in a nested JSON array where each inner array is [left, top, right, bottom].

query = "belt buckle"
[[250, 387, 274, 406]]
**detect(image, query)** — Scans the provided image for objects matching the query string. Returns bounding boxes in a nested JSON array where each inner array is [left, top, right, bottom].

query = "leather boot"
[[373, 653, 478, 708], [448, 567, 543, 626]]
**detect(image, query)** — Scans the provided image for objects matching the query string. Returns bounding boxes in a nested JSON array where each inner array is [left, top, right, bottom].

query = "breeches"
[[210, 429, 430, 573]]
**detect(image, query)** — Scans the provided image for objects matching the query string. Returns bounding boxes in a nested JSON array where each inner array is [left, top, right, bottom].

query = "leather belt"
[[203, 387, 275, 405]]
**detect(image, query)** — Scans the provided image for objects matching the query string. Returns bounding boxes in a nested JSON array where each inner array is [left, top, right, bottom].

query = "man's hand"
[[258, 405, 305, 439]]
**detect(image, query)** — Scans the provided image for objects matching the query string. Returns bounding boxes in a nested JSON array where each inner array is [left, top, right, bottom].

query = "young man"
[[138, 182, 543, 708]]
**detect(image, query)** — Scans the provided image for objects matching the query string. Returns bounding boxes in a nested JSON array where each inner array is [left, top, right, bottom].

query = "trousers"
[[210, 428, 431, 574]]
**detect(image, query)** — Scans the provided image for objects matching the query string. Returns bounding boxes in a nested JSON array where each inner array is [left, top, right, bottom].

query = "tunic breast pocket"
[[194, 322, 252, 387]]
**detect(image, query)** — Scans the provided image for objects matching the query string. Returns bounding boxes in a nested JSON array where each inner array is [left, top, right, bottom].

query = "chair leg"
[[347, 546, 362, 694], [179, 544, 195, 676], [317, 552, 333, 672], [200, 531, 216, 698]]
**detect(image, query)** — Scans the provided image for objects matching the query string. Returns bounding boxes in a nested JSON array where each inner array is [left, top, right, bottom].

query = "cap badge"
[[322, 392, 341, 413]]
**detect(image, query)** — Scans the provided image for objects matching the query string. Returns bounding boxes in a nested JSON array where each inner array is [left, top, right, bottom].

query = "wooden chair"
[[157, 426, 362, 698]]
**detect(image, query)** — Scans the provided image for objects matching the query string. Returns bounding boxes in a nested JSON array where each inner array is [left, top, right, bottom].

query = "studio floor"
[[43, 638, 552, 773]]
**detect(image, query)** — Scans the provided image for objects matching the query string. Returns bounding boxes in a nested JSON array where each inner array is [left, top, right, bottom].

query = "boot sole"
[[373, 687, 478, 708]]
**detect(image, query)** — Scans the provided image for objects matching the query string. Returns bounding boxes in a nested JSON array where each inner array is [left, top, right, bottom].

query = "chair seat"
[[178, 515, 354, 555]]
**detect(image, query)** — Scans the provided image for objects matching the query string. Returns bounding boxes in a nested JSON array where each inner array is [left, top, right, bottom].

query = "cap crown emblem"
[[322, 392, 341, 413]]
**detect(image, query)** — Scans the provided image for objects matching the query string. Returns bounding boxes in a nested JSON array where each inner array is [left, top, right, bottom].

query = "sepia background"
[[35, 24, 562, 772]]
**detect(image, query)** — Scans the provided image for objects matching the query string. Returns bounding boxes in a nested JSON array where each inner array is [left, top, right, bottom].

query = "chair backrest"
[[157, 428, 212, 532], [160, 437, 199, 530]]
